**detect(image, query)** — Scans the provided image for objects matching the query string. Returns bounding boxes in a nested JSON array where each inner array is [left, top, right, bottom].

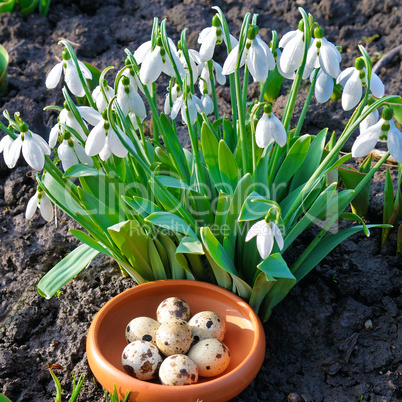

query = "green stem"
[[294, 68, 319, 137], [207, 60, 220, 124]]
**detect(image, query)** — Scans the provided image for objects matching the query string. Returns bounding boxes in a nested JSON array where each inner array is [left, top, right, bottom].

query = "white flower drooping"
[[304, 26, 341, 79], [26, 188, 53, 222], [279, 20, 307, 75], [2, 123, 50, 170], [135, 36, 185, 85], [46, 48, 92, 97], [57, 132, 93, 172], [222, 25, 275, 83], [359, 100, 379, 134], [312, 69, 336, 104], [85, 111, 133, 161], [352, 107, 402, 164], [92, 80, 114, 112], [337, 57, 384, 111], [246, 216, 284, 260], [171, 92, 202, 126], [255, 104, 287, 148], [117, 75, 147, 122]]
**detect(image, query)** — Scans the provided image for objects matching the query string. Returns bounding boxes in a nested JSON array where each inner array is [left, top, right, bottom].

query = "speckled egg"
[[125, 316, 160, 345], [188, 311, 226, 343], [121, 340, 163, 380], [156, 318, 193, 356], [156, 297, 191, 323], [187, 338, 231, 377], [159, 354, 199, 386]]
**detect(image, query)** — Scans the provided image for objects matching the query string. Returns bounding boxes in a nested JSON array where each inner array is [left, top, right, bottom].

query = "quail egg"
[[156, 297, 191, 323], [121, 340, 163, 380], [156, 318, 193, 356], [125, 316, 160, 345], [187, 338, 231, 377], [159, 354, 199, 386], [188, 311, 226, 343]]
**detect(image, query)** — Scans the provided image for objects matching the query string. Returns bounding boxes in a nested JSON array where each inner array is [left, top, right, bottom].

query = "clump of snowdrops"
[[0, 7, 400, 321]]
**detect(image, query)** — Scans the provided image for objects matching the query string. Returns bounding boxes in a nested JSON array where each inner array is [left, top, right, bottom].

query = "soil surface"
[[0, 0, 401, 401]]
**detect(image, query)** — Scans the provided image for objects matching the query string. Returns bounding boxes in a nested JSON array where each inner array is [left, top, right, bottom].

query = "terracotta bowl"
[[87, 280, 266, 402]]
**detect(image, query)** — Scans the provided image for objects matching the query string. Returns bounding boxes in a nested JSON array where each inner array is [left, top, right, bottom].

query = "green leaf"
[[69, 229, 113, 256], [386, 96, 402, 124], [38, 244, 99, 299], [156, 175, 192, 190], [248, 272, 275, 316], [159, 233, 186, 279], [382, 167, 395, 246], [256, 253, 296, 319], [290, 129, 327, 192], [160, 114, 191, 184], [48, 369, 62, 402], [222, 118, 236, 152], [337, 165, 371, 216], [201, 122, 224, 191], [18, 0, 39, 16], [273, 134, 311, 201], [123, 195, 161, 217], [145, 212, 198, 239], [201, 227, 252, 300], [340, 212, 370, 236], [63, 164, 106, 178], [0, 0, 16, 13], [218, 139, 239, 195], [214, 191, 230, 243], [0, 44, 9, 95], [147, 236, 168, 280], [176, 236, 204, 255], [253, 146, 271, 198], [238, 191, 279, 222], [262, 67, 284, 102], [107, 220, 154, 281]]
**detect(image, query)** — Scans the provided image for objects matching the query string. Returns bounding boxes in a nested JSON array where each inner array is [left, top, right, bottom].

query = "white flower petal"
[[202, 94, 214, 115], [22, 135, 45, 170], [79, 61, 92, 79], [77, 106, 102, 126], [199, 27, 217, 62], [279, 30, 297, 48], [107, 129, 128, 158], [276, 49, 296, 80], [65, 60, 85, 97], [319, 38, 341, 78], [0, 135, 14, 154], [26, 193, 38, 220], [245, 220, 266, 241], [342, 69, 362, 111], [359, 106, 379, 134], [255, 114, 273, 148], [46, 62, 63, 89], [222, 45, 240, 76], [270, 114, 287, 147], [58, 141, 78, 171], [336, 67, 354, 86], [370, 72, 385, 98], [49, 124, 60, 148], [257, 229, 274, 260], [171, 96, 183, 120], [351, 122, 381, 158], [5, 136, 22, 168], [314, 70, 334, 104], [212, 61, 226, 85], [256, 36, 276, 71], [134, 41, 152, 64], [387, 121, 402, 164], [86, 121, 107, 156], [272, 223, 284, 250], [279, 31, 304, 74], [140, 47, 163, 85], [39, 194, 53, 222], [75, 143, 93, 166], [31, 133, 50, 156], [129, 90, 147, 121], [247, 40, 268, 83], [198, 27, 213, 44]]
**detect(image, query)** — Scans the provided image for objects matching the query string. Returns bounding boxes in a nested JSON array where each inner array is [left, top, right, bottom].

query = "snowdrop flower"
[[337, 57, 384, 111], [0, 135, 14, 162], [275, 48, 296, 80], [117, 75, 146, 122], [201, 93, 214, 116], [26, 189, 53, 222], [222, 25, 275, 83], [279, 21, 307, 75], [312, 69, 336, 104], [197, 60, 225, 95], [164, 84, 181, 115], [92, 80, 114, 112], [359, 99, 379, 134], [352, 107, 402, 164], [304, 26, 341, 79], [135, 36, 185, 85], [48, 103, 89, 148], [58, 132, 93, 172], [85, 112, 133, 160], [46, 48, 92, 97], [171, 93, 202, 126], [245, 217, 284, 260], [255, 104, 287, 148], [178, 46, 200, 86], [4, 123, 50, 170]]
